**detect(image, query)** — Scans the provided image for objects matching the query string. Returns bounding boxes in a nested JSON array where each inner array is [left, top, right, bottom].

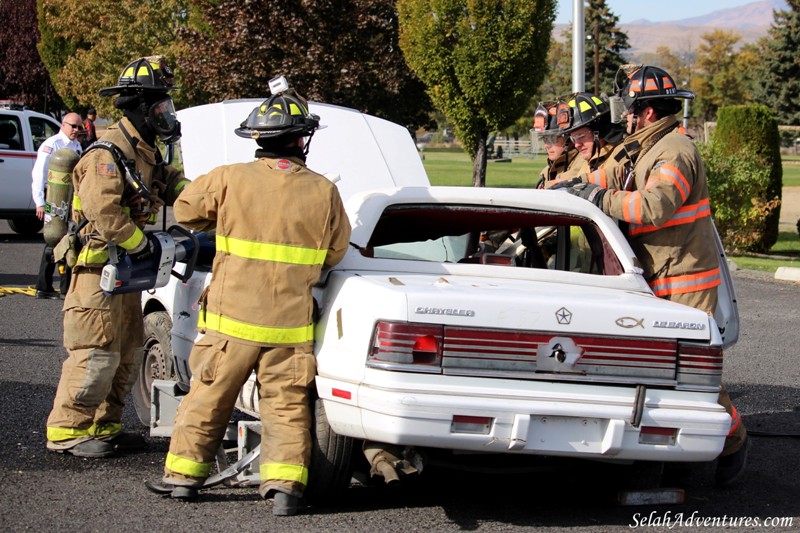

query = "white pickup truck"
[[138, 100, 739, 500], [0, 101, 61, 234]]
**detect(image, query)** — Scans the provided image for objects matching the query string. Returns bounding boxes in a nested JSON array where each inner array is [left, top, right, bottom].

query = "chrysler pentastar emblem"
[[555, 307, 572, 324]]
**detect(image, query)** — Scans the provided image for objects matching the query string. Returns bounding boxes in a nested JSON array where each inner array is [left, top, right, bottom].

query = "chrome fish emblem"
[[616, 317, 644, 329]]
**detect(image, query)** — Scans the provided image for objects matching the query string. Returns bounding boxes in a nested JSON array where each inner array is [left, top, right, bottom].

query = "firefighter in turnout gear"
[[558, 65, 748, 485], [45, 57, 190, 458], [556, 92, 623, 175], [530, 102, 583, 188], [147, 78, 351, 515]]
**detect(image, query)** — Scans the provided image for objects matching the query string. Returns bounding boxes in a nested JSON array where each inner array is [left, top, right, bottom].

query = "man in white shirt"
[[31, 112, 83, 299]]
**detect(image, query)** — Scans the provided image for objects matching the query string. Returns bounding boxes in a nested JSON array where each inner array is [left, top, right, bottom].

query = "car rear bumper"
[[316, 372, 730, 462]]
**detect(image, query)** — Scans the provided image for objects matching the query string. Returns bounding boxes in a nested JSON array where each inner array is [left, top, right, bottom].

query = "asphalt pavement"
[[1, 220, 798, 532]]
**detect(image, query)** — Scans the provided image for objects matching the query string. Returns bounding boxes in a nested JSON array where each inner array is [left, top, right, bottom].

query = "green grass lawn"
[[422, 149, 547, 187], [422, 148, 800, 273], [783, 160, 800, 187]]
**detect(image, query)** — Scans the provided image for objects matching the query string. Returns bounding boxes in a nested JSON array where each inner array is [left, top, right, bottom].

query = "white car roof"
[[176, 99, 430, 202]]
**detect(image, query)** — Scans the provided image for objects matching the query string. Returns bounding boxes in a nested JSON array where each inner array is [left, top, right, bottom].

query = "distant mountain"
[[554, 0, 789, 58], [657, 0, 786, 28]]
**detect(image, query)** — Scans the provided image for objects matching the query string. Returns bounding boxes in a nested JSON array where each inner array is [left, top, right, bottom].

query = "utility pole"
[[572, 0, 585, 93]]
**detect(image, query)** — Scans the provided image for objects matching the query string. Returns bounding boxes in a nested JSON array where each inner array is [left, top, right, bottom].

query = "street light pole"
[[572, 0, 585, 93]]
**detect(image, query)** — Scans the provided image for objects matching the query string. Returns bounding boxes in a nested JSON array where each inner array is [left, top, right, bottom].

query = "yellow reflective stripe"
[[260, 462, 309, 485], [47, 426, 90, 442], [119, 227, 145, 251], [77, 246, 109, 264], [165, 452, 213, 478], [175, 179, 191, 195], [199, 311, 314, 344], [216, 235, 326, 265], [72, 194, 82, 211], [88, 422, 122, 436]]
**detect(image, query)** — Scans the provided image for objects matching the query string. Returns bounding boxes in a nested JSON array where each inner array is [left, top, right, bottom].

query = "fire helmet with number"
[[614, 64, 694, 115]]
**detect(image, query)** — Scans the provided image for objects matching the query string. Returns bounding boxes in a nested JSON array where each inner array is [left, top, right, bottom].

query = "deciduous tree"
[[398, 0, 556, 187], [37, 0, 188, 118], [176, 0, 432, 131], [691, 29, 751, 122], [0, 0, 63, 115]]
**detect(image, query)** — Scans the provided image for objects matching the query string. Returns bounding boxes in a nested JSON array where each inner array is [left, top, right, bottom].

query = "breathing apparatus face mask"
[[149, 97, 181, 145]]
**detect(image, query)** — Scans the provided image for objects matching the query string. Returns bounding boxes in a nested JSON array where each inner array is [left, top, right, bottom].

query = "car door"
[[0, 112, 60, 213], [0, 113, 36, 212]]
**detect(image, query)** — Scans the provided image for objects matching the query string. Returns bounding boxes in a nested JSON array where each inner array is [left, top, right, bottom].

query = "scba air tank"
[[43, 148, 80, 247]]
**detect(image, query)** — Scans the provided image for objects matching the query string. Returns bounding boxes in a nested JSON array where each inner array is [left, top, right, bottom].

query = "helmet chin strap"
[[592, 132, 600, 159], [628, 113, 639, 136]]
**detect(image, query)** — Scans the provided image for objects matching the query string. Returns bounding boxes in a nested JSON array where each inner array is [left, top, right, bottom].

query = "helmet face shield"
[[529, 102, 566, 157], [149, 97, 181, 143], [608, 95, 627, 124]]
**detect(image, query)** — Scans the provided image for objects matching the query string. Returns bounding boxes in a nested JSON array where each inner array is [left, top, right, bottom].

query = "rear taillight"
[[368, 321, 443, 373], [676, 342, 723, 389]]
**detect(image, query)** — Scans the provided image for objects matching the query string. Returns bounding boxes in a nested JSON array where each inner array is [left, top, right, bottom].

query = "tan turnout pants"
[[668, 287, 747, 456], [163, 332, 316, 497], [46, 269, 145, 442]]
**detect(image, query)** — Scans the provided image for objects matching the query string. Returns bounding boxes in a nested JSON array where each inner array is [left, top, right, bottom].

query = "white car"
[[0, 101, 61, 234], [139, 99, 739, 500]]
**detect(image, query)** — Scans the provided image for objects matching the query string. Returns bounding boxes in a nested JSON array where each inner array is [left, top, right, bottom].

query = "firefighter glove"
[[567, 182, 606, 208], [129, 234, 156, 262], [548, 177, 583, 190]]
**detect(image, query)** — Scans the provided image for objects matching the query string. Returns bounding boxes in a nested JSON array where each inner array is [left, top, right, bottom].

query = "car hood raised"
[[176, 100, 429, 203]]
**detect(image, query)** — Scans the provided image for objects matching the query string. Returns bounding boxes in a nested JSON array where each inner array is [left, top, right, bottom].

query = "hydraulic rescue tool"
[[100, 225, 215, 295]]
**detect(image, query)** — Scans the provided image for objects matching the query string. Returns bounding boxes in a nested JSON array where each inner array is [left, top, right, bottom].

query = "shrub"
[[701, 141, 779, 252], [707, 104, 782, 252]]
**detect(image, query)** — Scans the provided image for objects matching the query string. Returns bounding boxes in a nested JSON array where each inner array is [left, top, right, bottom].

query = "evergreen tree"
[[585, 0, 630, 95], [751, 0, 800, 125], [549, 0, 630, 98]]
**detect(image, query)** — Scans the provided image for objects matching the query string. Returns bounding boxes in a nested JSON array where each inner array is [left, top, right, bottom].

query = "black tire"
[[305, 396, 356, 504], [132, 311, 174, 426], [8, 216, 44, 235]]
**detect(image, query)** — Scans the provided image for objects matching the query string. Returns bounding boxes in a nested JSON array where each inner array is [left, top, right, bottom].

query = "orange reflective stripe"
[[653, 164, 691, 202], [649, 267, 721, 297], [629, 198, 711, 235], [727, 404, 741, 436], [619, 190, 643, 224], [587, 168, 607, 187]]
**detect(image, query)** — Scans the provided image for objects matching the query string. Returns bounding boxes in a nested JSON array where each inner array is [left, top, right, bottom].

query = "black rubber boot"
[[144, 480, 199, 501], [272, 492, 301, 516], [106, 431, 147, 452], [715, 436, 749, 487], [47, 438, 116, 458]]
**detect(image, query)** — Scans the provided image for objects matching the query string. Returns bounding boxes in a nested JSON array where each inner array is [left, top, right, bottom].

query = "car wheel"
[[132, 311, 174, 426], [8, 216, 43, 235], [305, 395, 356, 504]]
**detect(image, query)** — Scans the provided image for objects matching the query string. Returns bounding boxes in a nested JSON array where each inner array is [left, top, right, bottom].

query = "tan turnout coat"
[[174, 156, 351, 346], [582, 115, 720, 310]]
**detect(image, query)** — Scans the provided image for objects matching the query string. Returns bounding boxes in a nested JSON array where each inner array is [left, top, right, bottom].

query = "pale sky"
[[556, 0, 761, 24]]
